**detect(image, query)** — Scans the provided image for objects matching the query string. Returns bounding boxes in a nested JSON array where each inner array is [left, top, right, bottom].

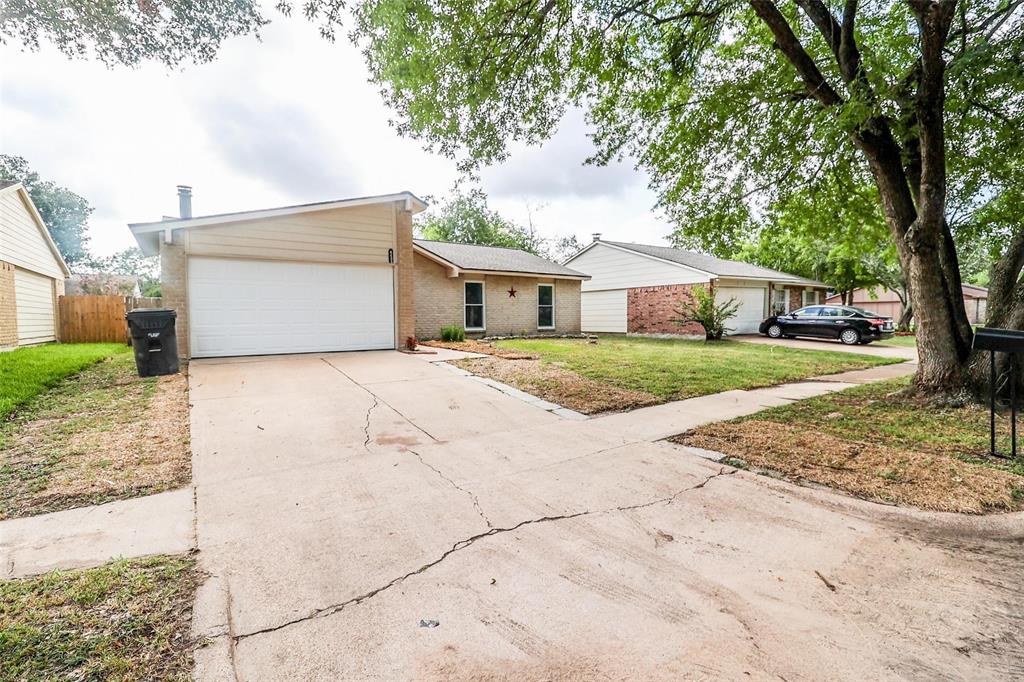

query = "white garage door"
[[716, 286, 767, 335], [581, 289, 627, 333], [14, 268, 56, 345], [188, 257, 395, 358]]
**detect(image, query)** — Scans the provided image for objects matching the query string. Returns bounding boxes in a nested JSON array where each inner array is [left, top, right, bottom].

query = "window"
[[772, 288, 788, 315], [802, 290, 819, 306], [538, 284, 554, 329], [464, 281, 485, 330], [820, 307, 844, 317], [794, 307, 821, 317]]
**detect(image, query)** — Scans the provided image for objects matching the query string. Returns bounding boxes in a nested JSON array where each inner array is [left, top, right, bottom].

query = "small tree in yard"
[[673, 286, 739, 341]]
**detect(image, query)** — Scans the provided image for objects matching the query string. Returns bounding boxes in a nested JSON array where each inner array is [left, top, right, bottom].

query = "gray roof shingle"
[[600, 240, 826, 286], [414, 239, 588, 278]]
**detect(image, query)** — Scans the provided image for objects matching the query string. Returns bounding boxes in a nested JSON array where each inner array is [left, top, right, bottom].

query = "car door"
[[817, 307, 848, 339], [785, 307, 820, 336]]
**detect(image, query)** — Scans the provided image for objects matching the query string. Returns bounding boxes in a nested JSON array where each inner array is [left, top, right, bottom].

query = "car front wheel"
[[767, 324, 783, 338], [839, 328, 860, 345]]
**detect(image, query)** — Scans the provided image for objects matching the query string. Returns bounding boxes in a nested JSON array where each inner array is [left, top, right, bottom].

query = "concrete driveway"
[[189, 352, 1020, 680], [735, 334, 919, 361]]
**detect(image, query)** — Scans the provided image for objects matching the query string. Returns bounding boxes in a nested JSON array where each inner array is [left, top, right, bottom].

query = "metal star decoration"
[[508, 286, 517, 298]]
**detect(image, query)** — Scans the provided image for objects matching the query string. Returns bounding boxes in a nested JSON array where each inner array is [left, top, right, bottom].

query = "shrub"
[[672, 285, 740, 341], [440, 325, 466, 342]]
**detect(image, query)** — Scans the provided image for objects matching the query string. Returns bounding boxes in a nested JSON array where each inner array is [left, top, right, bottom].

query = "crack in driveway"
[[232, 467, 735, 643], [407, 448, 494, 529]]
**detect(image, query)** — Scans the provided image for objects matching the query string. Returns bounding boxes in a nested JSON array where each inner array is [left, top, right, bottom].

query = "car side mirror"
[[788, 313, 797, 318]]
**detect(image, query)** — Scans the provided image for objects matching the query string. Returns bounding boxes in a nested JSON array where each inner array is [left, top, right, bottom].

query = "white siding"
[[186, 203, 396, 265], [0, 190, 64, 279], [716, 285, 767, 335], [568, 242, 709, 292], [581, 289, 627, 333], [15, 268, 56, 345]]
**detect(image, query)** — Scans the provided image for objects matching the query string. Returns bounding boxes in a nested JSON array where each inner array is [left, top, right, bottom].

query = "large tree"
[[336, 0, 1023, 399], [0, 155, 92, 266], [418, 188, 548, 252]]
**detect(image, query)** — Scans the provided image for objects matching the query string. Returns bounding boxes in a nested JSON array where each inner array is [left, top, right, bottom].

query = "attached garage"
[[188, 258, 395, 358], [715, 284, 767, 335], [0, 182, 70, 349], [580, 289, 627, 333], [129, 189, 426, 359]]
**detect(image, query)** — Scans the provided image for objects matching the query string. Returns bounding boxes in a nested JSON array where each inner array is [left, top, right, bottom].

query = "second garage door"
[[188, 257, 395, 358], [716, 285, 767, 335]]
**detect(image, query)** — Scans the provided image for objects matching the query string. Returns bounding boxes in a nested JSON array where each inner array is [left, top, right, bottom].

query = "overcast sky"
[[0, 6, 674, 258]]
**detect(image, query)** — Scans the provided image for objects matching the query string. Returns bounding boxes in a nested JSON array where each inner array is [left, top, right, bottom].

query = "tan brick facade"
[[395, 209, 416, 346], [0, 260, 17, 348], [627, 283, 705, 335], [413, 253, 582, 339], [160, 235, 189, 358]]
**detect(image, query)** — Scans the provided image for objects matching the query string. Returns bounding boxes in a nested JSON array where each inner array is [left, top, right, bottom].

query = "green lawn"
[[876, 335, 918, 348], [0, 555, 199, 681], [0, 343, 128, 421], [494, 336, 901, 401]]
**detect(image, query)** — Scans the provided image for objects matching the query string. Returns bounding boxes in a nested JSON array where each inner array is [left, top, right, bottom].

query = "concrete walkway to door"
[[188, 351, 1022, 681]]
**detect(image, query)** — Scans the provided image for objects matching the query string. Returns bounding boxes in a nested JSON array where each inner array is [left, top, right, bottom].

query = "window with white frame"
[[538, 284, 554, 329], [772, 288, 788, 315], [802, 289, 819, 307], [465, 281, 485, 330]]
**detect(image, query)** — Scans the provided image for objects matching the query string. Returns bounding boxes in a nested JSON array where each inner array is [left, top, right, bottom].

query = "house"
[[0, 181, 71, 348], [128, 187, 587, 359], [564, 237, 829, 335], [825, 284, 988, 324]]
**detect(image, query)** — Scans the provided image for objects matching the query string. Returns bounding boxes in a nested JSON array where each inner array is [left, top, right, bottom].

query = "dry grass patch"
[[420, 339, 537, 359], [453, 356, 659, 414], [673, 378, 1024, 514], [0, 555, 200, 681], [0, 352, 190, 519]]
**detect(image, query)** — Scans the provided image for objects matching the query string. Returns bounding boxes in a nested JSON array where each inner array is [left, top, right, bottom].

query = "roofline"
[[128, 191, 428, 234], [567, 240, 827, 287], [0, 182, 71, 277], [413, 242, 590, 280]]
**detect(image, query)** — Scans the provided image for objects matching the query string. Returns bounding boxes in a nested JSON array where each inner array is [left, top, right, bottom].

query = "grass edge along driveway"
[[0, 343, 127, 421], [493, 336, 901, 401]]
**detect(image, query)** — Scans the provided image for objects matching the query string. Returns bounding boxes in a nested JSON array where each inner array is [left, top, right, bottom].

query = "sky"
[[0, 7, 675, 259]]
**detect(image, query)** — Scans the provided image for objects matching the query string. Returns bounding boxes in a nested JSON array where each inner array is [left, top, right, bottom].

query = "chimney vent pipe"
[[177, 185, 192, 219]]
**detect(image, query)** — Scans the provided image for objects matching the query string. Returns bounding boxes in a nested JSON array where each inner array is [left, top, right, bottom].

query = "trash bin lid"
[[126, 308, 176, 319]]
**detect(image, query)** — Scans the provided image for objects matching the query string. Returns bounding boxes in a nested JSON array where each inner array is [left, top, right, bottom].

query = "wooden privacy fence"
[[58, 295, 163, 343]]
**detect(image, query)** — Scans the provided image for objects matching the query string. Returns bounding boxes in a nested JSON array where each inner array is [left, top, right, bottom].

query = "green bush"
[[440, 325, 466, 342], [672, 285, 740, 341]]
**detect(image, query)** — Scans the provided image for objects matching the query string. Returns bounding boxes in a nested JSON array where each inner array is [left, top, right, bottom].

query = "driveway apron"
[[189, 352, 1022, 681]]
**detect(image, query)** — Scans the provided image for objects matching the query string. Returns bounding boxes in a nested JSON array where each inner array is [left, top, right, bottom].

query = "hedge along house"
[[564, 237, 829, 336], [412, 240, 589, 339], [129, 188, 587, 359], [130, 188, 426, 359], [0, 181, 71, 348]]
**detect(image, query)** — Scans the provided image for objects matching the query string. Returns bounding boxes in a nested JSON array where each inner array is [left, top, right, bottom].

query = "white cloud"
[[0, 5, 673, 259]]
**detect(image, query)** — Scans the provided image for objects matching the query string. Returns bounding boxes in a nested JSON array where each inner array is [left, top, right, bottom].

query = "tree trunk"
[[897, 302, 914, 331]]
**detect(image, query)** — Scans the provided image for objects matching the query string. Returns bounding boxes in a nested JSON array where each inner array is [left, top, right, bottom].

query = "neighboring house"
[[128, 187, 587, 359], [564, 237, 829, 335], [65, 273, 141, 296], [413, 239, 587, 339], [0, 181, 71, 348], [825, 284, 988, 324]]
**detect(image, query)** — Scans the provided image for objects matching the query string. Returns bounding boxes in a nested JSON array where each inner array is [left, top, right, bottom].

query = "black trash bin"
[[126, 308, 180, 377]]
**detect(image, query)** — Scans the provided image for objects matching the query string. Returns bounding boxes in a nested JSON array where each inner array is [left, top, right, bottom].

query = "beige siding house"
[[0, 181, 71, 348], [129, 188, 587, 359]]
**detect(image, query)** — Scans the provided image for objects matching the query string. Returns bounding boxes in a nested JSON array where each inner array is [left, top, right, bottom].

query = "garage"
[[716, 285, 767, 335], [188, 257, 395, 358], [581, 289, 627, 333], [14, 268, 57, 345]]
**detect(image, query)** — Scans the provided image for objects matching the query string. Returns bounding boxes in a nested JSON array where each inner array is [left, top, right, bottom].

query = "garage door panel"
[[14, 269, 56, 345], [716, 286, 766, 335], [188, 258, 395, 358], [582, 289, 627, 333]]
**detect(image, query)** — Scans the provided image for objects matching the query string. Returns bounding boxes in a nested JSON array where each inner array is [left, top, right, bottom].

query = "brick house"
[[129, 188, 587, 359], [564, 238, 829, 336], [0, 181, 70, 349]]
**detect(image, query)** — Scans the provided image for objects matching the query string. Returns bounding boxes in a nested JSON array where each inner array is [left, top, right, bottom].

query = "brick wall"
[[395, 208, 416, 345], [413, 254, 582, 339], [0, 260, 16, 347], [160, 235, 189, 358], [627, 283, 705, 335]]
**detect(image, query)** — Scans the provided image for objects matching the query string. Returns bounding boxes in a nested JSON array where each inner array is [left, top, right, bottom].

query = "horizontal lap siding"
[[14, 268, 56, 344], [186, 204, 395, 264], [569, 243, 708, 292], [581, 290, 627, 332], [0, 191, 65, 279]]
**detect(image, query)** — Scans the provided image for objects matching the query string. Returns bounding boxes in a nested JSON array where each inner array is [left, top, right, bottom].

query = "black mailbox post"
[[972, 327, 1024, 459]]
